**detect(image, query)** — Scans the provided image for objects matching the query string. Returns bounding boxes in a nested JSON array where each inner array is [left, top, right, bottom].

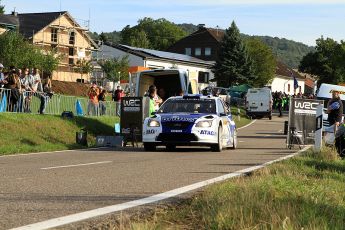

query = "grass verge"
[[231, 107, 251, 128], [0, 113, 119, 155], [119, 147, 345, 230]]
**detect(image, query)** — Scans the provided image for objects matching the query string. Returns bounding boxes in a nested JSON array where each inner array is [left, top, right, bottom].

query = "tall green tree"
[[213, 21, 254, 87], [245, 38, 277, 87], [120, 17, 187, 50], [0, 0, 4, 14], [299, 37, 345, 85]]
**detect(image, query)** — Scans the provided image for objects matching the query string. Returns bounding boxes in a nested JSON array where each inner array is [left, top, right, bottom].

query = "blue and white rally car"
[[142, 95, 237, 152]]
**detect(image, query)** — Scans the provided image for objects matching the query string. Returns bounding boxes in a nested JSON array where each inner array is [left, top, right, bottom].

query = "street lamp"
[[118, 71, 121, 84]]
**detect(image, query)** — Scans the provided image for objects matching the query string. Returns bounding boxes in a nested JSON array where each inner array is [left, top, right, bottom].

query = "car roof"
[[168, 94, 219, 101]]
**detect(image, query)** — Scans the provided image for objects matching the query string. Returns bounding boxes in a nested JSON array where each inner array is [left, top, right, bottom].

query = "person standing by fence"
[[113, 85, 124, 117], [98, 87, 106, 116], [5, 67, 21, 112], [87, 82, 99, 116]]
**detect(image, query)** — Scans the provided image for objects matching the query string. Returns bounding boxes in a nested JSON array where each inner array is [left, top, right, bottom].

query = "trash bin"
[[76, 129, 88, 146], [284, 121, 288, 135]]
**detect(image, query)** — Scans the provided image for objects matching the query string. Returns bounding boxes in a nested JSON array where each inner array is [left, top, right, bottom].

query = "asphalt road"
[[0, 117, 294, 229]]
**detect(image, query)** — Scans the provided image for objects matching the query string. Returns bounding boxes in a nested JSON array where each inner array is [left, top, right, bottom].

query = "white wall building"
[[269, 62, 305, 95], [94, 44, 214, 90]]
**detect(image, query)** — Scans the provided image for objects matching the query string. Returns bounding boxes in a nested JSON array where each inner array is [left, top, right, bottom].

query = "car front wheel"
[[144, 143, 156, 151], [211, 126, 223, 152]]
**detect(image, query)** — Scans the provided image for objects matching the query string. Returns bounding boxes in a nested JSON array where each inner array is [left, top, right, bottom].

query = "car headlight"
[[148, 119, 160, 127], [196, 120, 213, 128]]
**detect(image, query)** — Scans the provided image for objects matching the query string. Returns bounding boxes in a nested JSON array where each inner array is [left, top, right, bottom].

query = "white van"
[[246, 87, 272, 119], [316, 83, 345, 128], [135, 69, 198, 99]]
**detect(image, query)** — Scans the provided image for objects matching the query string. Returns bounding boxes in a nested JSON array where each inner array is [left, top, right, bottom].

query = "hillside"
[[90, 23, 314, 68]]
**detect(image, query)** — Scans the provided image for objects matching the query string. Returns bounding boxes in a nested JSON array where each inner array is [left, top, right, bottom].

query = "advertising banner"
[[120, 97, 143, 142], [287, 98, 323, 146]]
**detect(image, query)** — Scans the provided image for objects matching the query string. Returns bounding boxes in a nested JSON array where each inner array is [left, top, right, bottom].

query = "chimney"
[[11, 8, 18, 16], [198, 24, 205, 29]]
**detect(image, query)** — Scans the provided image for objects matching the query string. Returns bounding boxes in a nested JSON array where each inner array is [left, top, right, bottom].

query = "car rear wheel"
[[211, 126, 223, 152], [143, 143, 156, 151], [166, 145, 176, 151]]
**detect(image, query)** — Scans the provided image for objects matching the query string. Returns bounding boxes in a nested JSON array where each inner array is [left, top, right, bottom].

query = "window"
[[69, 31, 75, 45], [287, 84, 291, 93], [195, 48, 201, 56], [69, 47, 74, 56], [205, 47, 212, 56], [299, 86, 302, 93], [198, 72, 209, 83], [185, 48, 191, 56], [217, 100, 225, 114], [69, 58, 74, 65], [51, 28, 58, 43]]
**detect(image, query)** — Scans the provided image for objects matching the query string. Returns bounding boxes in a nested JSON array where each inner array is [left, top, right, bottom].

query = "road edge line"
[[10, 146, 310, 230], [238, 119, 256, 130]]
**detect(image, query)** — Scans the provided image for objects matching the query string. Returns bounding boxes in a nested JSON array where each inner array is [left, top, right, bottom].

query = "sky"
[[3, 0, 345, 46]]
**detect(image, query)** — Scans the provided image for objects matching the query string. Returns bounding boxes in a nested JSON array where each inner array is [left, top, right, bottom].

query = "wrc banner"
[[287, 98, 323, 146]]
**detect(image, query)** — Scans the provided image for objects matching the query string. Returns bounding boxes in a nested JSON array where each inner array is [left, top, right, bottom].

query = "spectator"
[[39, 77, 53, 114], [113, 85, 124, 116], [20, 68, 34, 113], [98, 87, 107, 116], [31, 68, 42, 92], [149, 85, 162, 111], [87, 82, 99, 116], [0, 63, 7, 88], [327, 90, 343, 133], [276, 93, 283, 117], [5, 67, 21, 112], [158, 88, 166, 102]]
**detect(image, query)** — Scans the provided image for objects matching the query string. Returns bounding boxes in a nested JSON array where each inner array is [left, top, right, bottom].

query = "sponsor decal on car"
[[171, 130, 183, 133], [146, 129, 155, 134], [199, 130, 216, 135], [162, 116, 197, 122]]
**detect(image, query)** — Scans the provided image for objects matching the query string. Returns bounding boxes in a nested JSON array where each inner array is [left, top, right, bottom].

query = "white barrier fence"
[[0, 88, 119, 116]]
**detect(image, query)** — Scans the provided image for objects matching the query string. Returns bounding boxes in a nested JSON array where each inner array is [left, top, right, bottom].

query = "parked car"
[[142, 94, 237, 152]]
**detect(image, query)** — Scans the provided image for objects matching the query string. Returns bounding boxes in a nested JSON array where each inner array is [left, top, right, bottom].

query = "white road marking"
[[40, 161, 112, 170], [237, 119, 256, 130], [12, 146, 310, 230], [0, 147, 109, 158]]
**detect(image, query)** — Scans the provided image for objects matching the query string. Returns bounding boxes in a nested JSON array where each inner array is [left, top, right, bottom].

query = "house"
[[0, 14, 18, 34], [94, 43, 215, 90], [269, 62, 305, 95], [8, 11, 98, 82], [168, 26, 314, 92], [167, 25, 222, 62]]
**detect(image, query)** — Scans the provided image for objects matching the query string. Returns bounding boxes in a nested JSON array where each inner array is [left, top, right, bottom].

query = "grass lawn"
[[118, 147, 345, 230], [0, 113, 119, 155]]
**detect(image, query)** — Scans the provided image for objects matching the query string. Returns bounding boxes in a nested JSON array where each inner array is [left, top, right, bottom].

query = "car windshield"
[[158, 99, 216, 114]]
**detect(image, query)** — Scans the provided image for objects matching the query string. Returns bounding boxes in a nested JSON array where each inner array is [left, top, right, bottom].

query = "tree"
[[299, 37, 345, 85], [245, 38, 277, 87], [0, 0, 4, 14], [99, 32, 108, 43], [120, 17, 187, 50], [98, 56, 129, 90], [213, 21, 254, 87], [0, 32, 60, 73], [75, 59, 93, 82]]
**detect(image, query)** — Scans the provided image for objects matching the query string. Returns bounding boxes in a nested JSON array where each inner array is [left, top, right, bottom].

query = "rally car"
[[142, 94, 237, 152]]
